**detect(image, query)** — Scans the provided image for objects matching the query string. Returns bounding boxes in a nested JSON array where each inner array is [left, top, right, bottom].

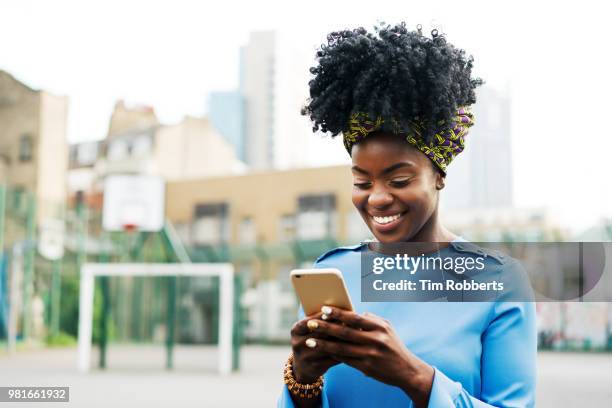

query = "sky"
[[0, 0, 610, 232]]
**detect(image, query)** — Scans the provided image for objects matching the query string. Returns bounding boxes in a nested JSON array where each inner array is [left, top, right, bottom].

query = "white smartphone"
[[290, 268, 354, 316]]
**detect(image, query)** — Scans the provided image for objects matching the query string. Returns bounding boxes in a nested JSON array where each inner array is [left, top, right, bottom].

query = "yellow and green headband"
[[342, 106, 475, 174]]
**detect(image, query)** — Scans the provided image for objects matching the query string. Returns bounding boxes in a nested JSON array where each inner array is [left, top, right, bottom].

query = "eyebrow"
[[351, 162, 415, 176]]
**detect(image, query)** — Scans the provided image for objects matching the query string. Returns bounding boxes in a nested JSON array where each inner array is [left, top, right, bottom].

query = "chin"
[[370, 228, 413, 244]]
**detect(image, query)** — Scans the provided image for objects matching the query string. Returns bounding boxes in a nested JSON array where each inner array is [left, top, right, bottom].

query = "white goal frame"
[[78, 263, 234, 374]]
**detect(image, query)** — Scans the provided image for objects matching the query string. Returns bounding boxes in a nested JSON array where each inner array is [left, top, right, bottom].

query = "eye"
[[389, 178, 411, 188], [353, 181, 372, 190]]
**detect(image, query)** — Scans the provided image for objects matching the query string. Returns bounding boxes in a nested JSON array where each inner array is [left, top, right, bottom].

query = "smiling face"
[[351, 133, 445, 243]]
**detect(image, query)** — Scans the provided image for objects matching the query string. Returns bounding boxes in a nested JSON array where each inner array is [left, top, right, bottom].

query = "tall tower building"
[[442, 86, 513, 210], [208, 91, 245, 161], [239, 31, 348, 170], [240, 31, 275, 170]]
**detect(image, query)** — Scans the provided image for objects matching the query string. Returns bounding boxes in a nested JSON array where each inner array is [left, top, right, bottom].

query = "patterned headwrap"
[[342, 106, 474, 174]]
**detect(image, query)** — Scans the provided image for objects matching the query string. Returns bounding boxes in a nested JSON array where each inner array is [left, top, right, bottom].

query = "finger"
[[291, 312, 324, 336], [320, 306, 381, 330], [291, 331, 336, 351], [311, 338, 367, 358], [307, 319, 370, 344], [319, 311, 341, 323]]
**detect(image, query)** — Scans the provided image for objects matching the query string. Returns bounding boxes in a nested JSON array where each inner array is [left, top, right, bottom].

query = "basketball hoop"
[[122, 223, 138, 233]]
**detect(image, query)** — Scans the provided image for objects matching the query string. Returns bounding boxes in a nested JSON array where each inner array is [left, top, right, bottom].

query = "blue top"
[[278, 239, 537, 407]]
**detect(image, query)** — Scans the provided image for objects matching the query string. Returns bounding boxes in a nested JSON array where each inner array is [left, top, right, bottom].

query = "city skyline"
[[1, 0, 610, 232]]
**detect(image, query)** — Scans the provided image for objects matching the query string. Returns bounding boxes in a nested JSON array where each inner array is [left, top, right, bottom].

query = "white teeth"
[[373, 214, 401, 225]]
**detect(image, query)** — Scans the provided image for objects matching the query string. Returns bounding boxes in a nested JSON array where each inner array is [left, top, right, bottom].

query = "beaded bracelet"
[[283, 354, 324, 399]]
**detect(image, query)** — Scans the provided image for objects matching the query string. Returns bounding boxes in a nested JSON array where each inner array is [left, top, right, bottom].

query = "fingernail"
[[307, 320, 319, 330], [321, 306, 332, 315], [305, 338, 317, 348], [321, 314, 328, 320]]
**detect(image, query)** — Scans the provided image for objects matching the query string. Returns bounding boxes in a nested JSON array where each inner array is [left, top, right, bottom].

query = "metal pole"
[[50, 203, 66, 339], [50, 259, 62, 337], [77, 265, 94, 373], [0, 185, 6, 346], [129, 232, 147, 342], [7, 244, 23, 353], [0, 184, 6, 254], [160, 226, 181, 370], [99, 275, 110, 368], [98, 242, 110, 369], [218, 268, 234, 374], [76, 198, 88, 274], [165, 275, 176, 370], [21, 194, 36, 341], [578, 242, 584, 302], [232, 275, 242, 371]]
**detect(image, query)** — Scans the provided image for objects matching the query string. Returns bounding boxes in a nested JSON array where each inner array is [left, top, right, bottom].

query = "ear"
[[435, 172, 446, 190]]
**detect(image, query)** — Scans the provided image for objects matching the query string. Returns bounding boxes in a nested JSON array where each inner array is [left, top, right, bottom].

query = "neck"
[[408, 208, 456, 243]]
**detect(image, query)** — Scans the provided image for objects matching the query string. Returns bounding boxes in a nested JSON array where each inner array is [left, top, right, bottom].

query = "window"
[[107, 139, 128, 161], [19, 134, 33, 162], [297, 212, 328, 240], [77, 142, 100, 166], [132, 134, 152, 156], [296, 194, 336, 240], [192, 203, 229, 246]]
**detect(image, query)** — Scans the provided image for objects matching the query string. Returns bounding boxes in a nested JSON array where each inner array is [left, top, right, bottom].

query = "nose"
[[368, 187, 393, 209]]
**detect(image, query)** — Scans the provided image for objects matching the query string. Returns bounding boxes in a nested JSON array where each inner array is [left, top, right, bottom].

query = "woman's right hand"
[[290, 311, 340, 383]]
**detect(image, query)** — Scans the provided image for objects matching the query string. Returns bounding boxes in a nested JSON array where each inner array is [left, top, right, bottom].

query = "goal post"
[[77, 262, 234, 374]]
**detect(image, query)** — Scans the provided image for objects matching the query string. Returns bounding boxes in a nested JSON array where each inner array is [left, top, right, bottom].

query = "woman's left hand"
[[307, 306, 434, 408]]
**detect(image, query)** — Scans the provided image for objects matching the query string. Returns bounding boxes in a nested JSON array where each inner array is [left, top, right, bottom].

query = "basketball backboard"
[[102, 175, 165, 232]]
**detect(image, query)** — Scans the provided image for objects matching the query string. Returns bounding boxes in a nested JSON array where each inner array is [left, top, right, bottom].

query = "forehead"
[[350, 133, 431, 170]]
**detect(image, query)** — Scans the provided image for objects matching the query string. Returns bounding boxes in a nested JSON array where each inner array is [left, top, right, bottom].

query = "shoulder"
[[449, 240, 534, 301], [448, 240, 510, 266], [314, 242, 366, 265]]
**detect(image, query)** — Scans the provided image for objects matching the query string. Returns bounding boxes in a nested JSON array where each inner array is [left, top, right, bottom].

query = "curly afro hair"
[[302, 22, 483, 144]]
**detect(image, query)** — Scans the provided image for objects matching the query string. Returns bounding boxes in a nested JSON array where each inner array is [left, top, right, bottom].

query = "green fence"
[[1, 184, 609, 356], [0, 185, 343, 367]]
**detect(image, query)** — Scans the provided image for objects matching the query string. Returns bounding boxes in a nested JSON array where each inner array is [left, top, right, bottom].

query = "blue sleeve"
[[277, 384, 330, 408], [428, 261, 537, 407]]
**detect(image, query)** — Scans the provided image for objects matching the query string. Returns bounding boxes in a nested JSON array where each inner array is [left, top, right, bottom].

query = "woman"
[[278, 23, 536, 407]]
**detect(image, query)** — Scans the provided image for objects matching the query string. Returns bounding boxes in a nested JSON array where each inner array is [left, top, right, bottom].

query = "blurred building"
[[240, 31, 275, 170], [165, 164, 370, 341], [102, 101, 242, 179], [67, 141, 104, 205], [166, 164, 370, 248], [576, 219, 612, 241], [442, 86, 513, 210], [535, 221, 612, 351], [442, 207, 569, 242], [238, 31, 347, 171], [208, 91, 245, 161], [0, 70, 68, 226], [107, 100, 159, 138], [68, 101, 244, 208]]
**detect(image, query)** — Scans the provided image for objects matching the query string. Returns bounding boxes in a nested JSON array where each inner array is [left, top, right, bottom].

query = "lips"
[[369, 211, 406, 233], [372, 213, 402, 225]]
